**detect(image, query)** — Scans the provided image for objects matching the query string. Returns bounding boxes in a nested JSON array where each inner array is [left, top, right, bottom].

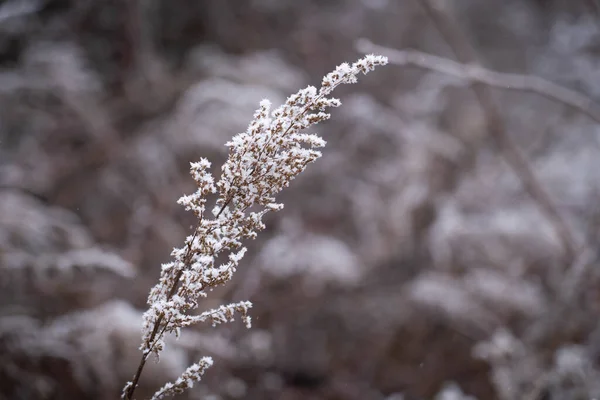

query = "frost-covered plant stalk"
[[122, 54, 387, 400]]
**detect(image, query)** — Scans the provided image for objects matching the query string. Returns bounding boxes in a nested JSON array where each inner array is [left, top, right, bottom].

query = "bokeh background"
[[2, 0, 600, 399]]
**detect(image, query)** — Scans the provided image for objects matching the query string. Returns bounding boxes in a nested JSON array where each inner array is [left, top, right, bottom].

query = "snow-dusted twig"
[[149, 357, 213, 400], [122, 54, 387, 400]]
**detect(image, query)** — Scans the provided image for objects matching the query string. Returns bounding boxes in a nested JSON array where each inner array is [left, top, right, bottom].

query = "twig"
[[389, 0, 580, 261], [558, 247, 596, 304], [123, 220, 202, 400], [356, 39, 600, 125]]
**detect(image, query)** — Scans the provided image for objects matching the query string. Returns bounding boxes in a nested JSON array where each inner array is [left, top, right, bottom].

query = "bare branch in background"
[[356, 39, 600, 124], [376, 0, 581, 261]]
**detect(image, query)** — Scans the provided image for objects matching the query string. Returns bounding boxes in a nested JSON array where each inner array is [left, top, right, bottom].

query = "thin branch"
[[123, 222, 201, 400], [561, 247, 596, 301], [402, 0, 580, 261], [356, 39, 600, 124]]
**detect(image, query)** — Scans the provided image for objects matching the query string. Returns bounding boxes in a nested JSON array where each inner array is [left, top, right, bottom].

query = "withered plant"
[[123, 54, 388, 400]]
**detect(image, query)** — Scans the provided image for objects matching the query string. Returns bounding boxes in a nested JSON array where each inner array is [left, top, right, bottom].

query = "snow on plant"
[[122, 54, 387, 400]]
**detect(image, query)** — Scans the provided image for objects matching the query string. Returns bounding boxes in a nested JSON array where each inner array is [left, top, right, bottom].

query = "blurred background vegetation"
[[2, 0, 600, 399]]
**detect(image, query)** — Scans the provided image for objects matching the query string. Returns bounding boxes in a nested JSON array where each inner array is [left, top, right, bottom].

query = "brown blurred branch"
[[356, 39, 600, 125], [376, 0, 580, 260]]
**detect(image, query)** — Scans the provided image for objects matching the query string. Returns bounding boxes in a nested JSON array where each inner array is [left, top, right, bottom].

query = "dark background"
[[2, 0, 600, 399]]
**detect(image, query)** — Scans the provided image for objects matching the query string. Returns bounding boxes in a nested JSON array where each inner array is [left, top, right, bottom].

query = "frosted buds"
[[123, 54, 387, 400]]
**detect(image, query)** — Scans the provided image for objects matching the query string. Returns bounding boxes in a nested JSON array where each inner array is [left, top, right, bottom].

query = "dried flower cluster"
[[150, 357, 213, 400], [123, 54, 387, 399]]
